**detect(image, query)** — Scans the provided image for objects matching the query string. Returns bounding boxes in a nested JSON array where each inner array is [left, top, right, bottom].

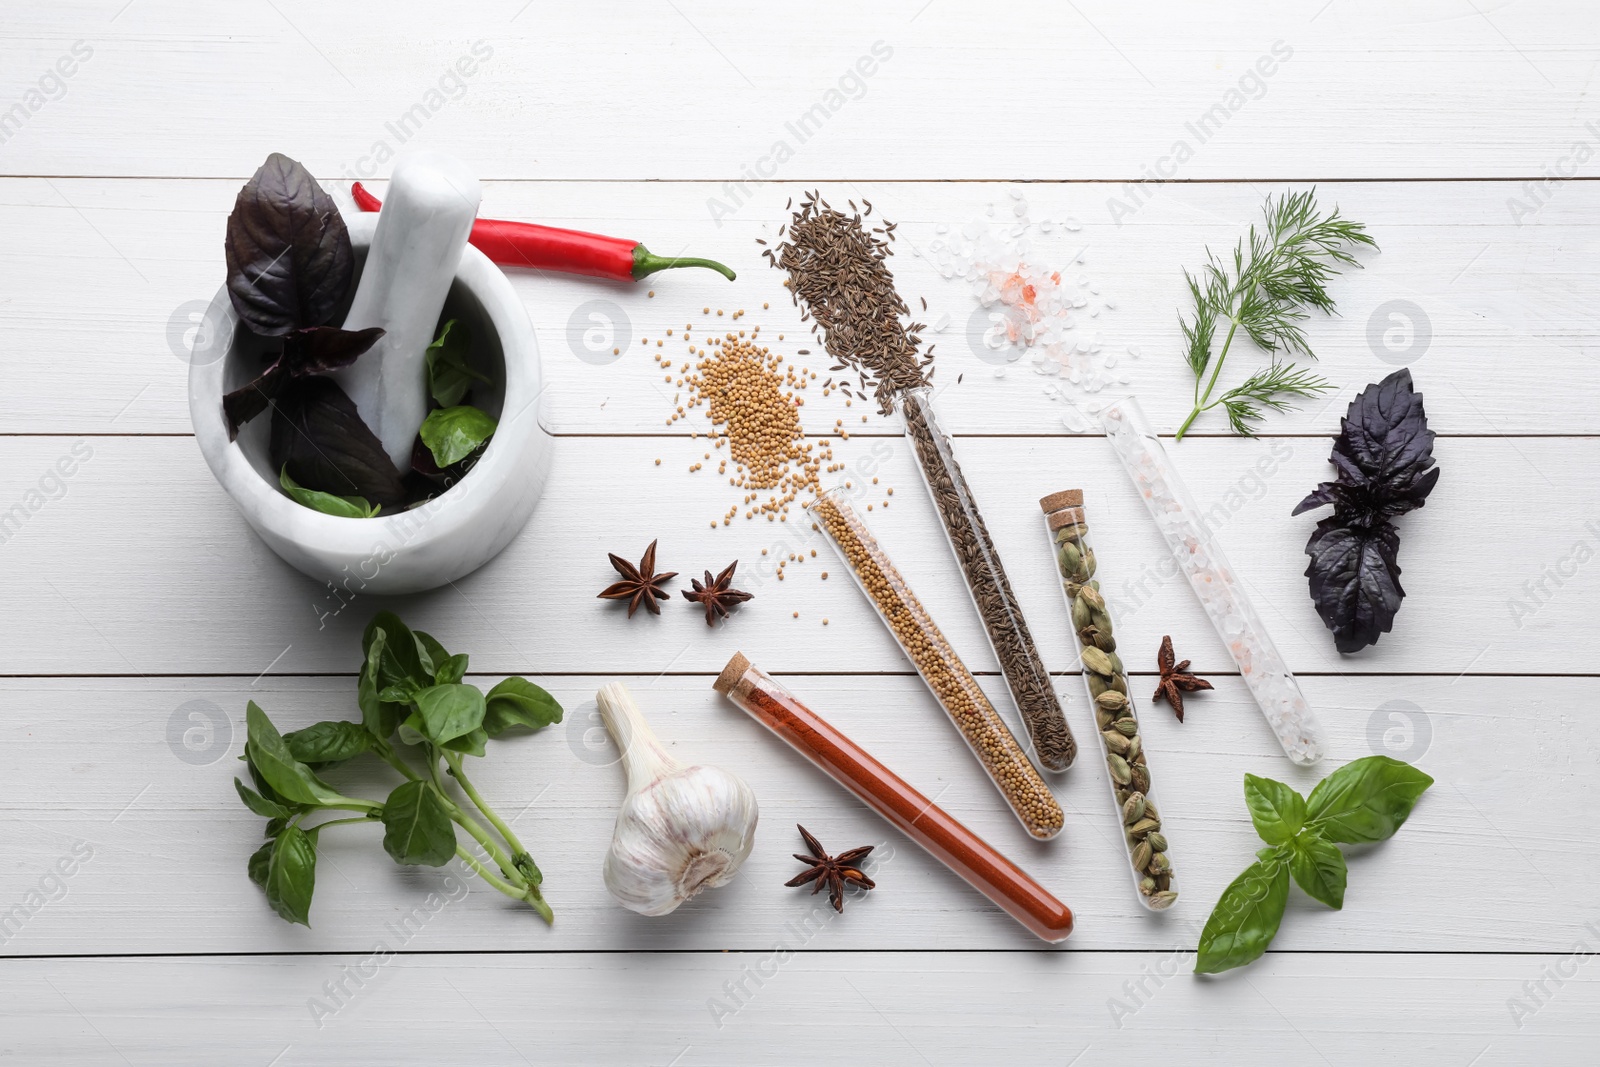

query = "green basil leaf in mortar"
[[1288, 830, 1348, 909], [483, 677, 563, 737], [381, 781, 457, 867], [1304, 755, 1434, 844], [279, 465, 380, 518], [1195, 852, 1290, 974], [283, 720, 373, 767], [1242, 773, 1306, 845], [413, 683, 487, 744], [425, 319, 489, 408], [225, 152, 354, 337], [223, 326, 384, 439], [270, 376, 408, 509], [234, 777, 292, 820], [244, 702, 344, 808], [264, 825, 318, 926], [420, 405, 497, 468], [247, 839, 274, 889]]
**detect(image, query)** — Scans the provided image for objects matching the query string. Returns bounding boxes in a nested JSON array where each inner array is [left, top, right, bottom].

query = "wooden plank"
[[2, 178, 1596, 435], [0, 434, 1588, 677], [0, 2, 1590, 180], [1, 951, 1593, 1064], [0, 673, 1584, 954]]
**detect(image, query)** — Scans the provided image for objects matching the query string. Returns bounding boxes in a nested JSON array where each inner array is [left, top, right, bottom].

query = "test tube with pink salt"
[[1099, 397, 1324, 766]]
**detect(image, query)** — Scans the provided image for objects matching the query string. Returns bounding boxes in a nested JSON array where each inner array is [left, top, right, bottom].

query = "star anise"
[[597, 539, 678, 617], [681, 560, 753, 626], [1152, 634, 1213, 722], [784, 824, 875, 913]]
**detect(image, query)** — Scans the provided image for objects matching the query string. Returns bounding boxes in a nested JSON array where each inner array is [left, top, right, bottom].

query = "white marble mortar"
[[189, 213, 551, 595]]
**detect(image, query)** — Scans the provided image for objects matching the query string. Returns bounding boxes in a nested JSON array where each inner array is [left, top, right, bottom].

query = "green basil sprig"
[[235, 611, 563, 926], [1196, 755, 1433, 974]]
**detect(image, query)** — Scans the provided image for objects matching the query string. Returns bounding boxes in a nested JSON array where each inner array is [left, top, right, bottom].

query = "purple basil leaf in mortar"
[[1292, 368, 1439, 527], [1304, 518, 1404, 654], [269, 377, 407, 508], [225, 153, 354, 337], [222, 326, 384, 439]]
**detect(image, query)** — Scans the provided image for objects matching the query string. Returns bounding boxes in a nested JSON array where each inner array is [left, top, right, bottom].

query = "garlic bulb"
[[595, 682, 759, 916]]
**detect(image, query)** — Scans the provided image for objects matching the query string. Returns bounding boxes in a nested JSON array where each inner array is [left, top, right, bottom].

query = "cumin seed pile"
[[766, 192, 934, 413]]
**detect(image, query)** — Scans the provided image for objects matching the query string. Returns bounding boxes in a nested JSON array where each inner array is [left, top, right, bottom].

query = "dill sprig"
[[1174, 189, 1376, 440]]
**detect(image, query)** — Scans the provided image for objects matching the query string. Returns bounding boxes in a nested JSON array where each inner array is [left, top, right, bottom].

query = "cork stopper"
[[1038, 489, 1084, 513], [713, 651, 752, 696], [1048, 508, 1087, 531]]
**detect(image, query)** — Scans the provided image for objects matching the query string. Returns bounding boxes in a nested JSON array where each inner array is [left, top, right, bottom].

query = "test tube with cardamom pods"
[[1040, 490, 1177, 910], [809, 488, 1065, 841], [893, 386, 1076, 773]]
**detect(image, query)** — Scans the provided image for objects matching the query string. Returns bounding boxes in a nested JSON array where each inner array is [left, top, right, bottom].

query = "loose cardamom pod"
[[1096, 691, 1129, 712], [1092, 630, 1117, 653], [1147, 890, 1178, 910], [1131, 840, 1152, 871], [1057, 541, 1081, 576], [1114, 718, 1139, 737], [1102, 731, 1132, 756], [1141, 798, 1161, 823], [1126, 735, 1142, 761], [1129, 764, 1151, 793], [1140, 876, 1157, 894], [1149, 852, 1171, 874], [1078, 586, 1106, 611], [1127, 817, 1159, 838], [1122, 792, 1147, 825], [1146, 832, 1168, 853], [1071, 596, 1092, 631]]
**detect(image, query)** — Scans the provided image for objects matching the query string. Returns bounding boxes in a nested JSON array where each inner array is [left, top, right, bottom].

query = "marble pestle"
[[333, 152, 481, 471]]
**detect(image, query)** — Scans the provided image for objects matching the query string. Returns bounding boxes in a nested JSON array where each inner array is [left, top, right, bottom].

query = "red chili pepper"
[[350, 182, 734, 283]]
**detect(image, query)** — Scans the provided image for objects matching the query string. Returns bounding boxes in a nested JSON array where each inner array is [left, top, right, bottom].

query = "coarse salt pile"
[[921, 192, 1134, 430]]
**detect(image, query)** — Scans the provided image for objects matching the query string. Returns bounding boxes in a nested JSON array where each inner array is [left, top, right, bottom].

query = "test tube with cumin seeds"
[[808, 489, 1064, 840]]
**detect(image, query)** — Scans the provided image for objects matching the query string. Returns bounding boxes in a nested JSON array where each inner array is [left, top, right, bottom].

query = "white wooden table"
[[3, 2, 1596, 1062]]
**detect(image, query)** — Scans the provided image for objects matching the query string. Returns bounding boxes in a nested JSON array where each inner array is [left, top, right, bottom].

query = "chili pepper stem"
[[632, 245, 736, 281]]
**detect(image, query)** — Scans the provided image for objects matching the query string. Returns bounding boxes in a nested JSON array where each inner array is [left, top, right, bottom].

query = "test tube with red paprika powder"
[[713, 652, 1073, 944]]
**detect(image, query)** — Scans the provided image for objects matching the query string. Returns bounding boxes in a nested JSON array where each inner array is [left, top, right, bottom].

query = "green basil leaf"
[[1304, 755, 1434, 844], [413, 683, 486, 744], [235, 777, 292, 819], [245, 702, 343, 807], [264, 816, 288, 838], [358, 629, 403, 740], [1195, 854, 1290, 974], [381, 781, 457, 867], [440, 726, 488, 758], [1243, 773, 1306, 845], [264, 825, 318, 926], [397, 712, 428, 747], [1289, 831, 1348, 909], [414, 630, 448, 680], [483, 677, 563, 737], [435, 653, 470, 687], [247, 839, 274, 889], [283, 720, 373, 767], [279, 465, 380, 518], [419, 405, 497, 468], [363, 611, 428, 690], [425, 319, 489, 408]]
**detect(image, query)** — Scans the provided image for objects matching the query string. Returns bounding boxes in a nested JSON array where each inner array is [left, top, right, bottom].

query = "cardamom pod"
[[1114, 719, 1139, 738], [1078, 586, 1106, 611], [1146, 832, 1168, 853], [1108, 651, 1125, 675], [1063, 580, 1083, 600], [1083, 547, 1097, 577], [1126, 735, 1142, 761], [1149, 852, 1171, 874], [1102, 731, 1132, 756], [1071, 596, 1092, 631], [1156, 871, 1172, 892], [1080, 646, 1115, 676], [1096, 709, 1118, 730], [1131, 840, 1152, 871], [1055, 522, 1088, 541], [1129, 764, 1151, 793], [1087, 673, 1110, 698], [1141, 798, 1161, 823], [1096, 691, 1129, 711], [1093, 630, 1117, 653], [1147, 890, 1179, 910], [1127, 817, 1159, 837], [1107, 753, 1132, 785], [1057, 541, 1081, 576], [1122, 792, 1147, 825], [1089, 607, 1113, 634], [1140, 876, 1157, 893], [1110, 673, 1128, 696]]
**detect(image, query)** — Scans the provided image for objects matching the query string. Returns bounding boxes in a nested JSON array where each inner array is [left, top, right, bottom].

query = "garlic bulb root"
[[595, 682, 759, 916]]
